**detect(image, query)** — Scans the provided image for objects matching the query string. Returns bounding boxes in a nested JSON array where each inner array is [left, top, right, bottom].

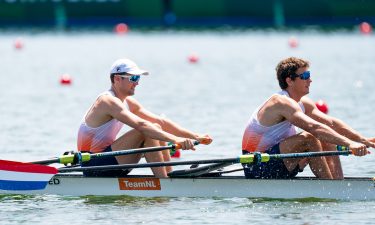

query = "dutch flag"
[[0, 160, 58, 191]]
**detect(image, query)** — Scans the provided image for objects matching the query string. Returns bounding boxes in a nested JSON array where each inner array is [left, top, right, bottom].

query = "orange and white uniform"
[[242, 90, 305, 153], [77, 90, 128, 153]]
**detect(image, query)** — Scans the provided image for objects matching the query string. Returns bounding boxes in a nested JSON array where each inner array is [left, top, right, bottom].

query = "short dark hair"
[[276, 57, 310, 89]]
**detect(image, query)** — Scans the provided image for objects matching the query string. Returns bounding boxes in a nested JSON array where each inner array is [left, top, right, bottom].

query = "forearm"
[[137, 121, 179, 143], [332, 119, 367, 143], [309, 123, 352, 146], [159, 118, 199, 140]]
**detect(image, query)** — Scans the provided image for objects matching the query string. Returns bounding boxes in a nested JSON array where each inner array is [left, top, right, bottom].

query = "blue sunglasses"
[[292, 71, 310, 80], [118, 74, 141, 83]]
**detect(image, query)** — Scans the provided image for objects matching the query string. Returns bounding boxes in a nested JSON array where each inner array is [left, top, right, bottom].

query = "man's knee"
[[301, 132, 317, 141], [300, 132, 321, 148], [131, 129, 145, 139]]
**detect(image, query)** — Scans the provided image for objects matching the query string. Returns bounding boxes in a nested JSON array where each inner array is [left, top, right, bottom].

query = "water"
[[1, 30, 375, 224]]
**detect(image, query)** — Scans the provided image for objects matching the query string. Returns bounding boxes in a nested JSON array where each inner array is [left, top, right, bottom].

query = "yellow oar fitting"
[[59, 152, 91, 165], [239, 153, 270, 164], [59, 154, 75, 164], [81, 153, 91, 162]]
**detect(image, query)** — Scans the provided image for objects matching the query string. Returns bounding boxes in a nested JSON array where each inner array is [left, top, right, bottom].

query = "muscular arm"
[[277, 96, 353, 146], [126, 97, 212, 143], [302, 97, 375, 148], [103, 96, 182, 144]]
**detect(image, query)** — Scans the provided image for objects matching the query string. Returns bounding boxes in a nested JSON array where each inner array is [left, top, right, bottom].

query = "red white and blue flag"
[[0, 160, 58, 191]]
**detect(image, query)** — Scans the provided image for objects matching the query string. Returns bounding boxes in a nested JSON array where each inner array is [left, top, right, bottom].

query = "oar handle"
[[174, 140, 200, 149], [170, 140, 200, 155]]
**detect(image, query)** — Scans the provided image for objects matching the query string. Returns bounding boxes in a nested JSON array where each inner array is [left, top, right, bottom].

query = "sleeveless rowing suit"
[[242, 90, 305, 153], [241, 90, 305, 179], [77, 90, 127, 153], [77, 90, 130, 177]]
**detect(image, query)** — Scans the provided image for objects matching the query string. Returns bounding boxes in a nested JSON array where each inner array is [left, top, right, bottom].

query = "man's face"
[[292, 67, 311, 95], [117, 74, 140, 96]]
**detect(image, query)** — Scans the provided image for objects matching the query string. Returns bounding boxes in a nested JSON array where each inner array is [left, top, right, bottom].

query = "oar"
[[58, 150, 353, 173], [31, 140, 206, 165]]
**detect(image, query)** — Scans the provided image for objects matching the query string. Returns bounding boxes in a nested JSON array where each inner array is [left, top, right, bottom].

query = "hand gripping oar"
[[30, 140, 206, 165], [58, 149, 353, 173]]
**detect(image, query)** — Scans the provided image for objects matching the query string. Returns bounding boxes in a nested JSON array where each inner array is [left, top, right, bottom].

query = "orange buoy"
[[115, 23, 129, 35], [288, 36, 299, 48], [315, 100, 329, 114], [188, 54, 199, 63], [60, 74, 72, 85], [359, 22, 372, 35]]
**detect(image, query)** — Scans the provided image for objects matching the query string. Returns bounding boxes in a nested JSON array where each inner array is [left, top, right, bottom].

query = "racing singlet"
[[77, 90, 128, 153], [242, 90, 305, 153]]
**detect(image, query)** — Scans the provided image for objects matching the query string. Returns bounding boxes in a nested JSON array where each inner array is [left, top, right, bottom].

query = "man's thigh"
[[111, 129, 145, 164], [279, 132, 317, 171]]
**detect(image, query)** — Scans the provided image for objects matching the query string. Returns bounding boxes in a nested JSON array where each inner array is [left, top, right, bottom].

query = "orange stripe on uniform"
[[242, 131, 262, 153]]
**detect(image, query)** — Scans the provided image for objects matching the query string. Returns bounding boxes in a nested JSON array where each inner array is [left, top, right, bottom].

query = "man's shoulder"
[[269, 94, 292, 106], [266, 94, 303, 114], [259, 95, 290, 115], [97, 93, 115, 101], [95, 94, 121, 108]]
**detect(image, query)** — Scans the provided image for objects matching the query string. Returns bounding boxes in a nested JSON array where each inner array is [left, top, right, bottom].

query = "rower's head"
[[276, 57, 310, 90], [110, 58, 149, 83], [109, 58, 149, 96]]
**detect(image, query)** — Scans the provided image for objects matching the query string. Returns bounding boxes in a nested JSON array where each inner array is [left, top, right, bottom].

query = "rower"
[[77, 58, 212, 178], [242, 57, 375, 179]]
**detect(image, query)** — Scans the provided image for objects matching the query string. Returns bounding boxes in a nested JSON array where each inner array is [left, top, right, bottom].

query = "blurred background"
[[0, 0, 374, 30], [1, 1, 375, 224], [1, 0, 374, 169]]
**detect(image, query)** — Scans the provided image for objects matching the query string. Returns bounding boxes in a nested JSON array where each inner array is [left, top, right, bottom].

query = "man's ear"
[[286, 77, 293, 86]]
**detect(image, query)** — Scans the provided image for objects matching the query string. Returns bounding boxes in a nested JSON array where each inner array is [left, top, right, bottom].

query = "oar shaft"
[[31, 158, 60, 165], [90, 145, 175, 159], [270, 150, 352, 159], [58, 150, 352, 173], [58, 158, 240, 173], [31, 141, 200, 165]]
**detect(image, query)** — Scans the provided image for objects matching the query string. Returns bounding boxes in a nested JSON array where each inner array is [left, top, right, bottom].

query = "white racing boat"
[[1, 145, 373, 200], [1, 174, 375, 200]]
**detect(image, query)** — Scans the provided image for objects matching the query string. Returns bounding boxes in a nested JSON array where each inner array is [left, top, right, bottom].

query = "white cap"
[[109, 58, 149, 76]]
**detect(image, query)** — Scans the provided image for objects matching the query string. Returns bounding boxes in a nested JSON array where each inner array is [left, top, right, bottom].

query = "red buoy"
[[188, 54, 199, 63], [315, 100, 329, 114], [288, 37, 299, 48], [60, 74, 72, 85], [171, 149, 181, 158], [14, 38, 24, 50], [359, 22, 372, 35], [115, 23, 129, 35]]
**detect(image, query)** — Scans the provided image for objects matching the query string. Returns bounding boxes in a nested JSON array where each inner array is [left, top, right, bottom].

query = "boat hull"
[[1, 174, 374, 200]]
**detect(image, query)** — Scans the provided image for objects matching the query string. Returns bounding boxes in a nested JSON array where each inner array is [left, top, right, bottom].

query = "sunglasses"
[[117, 74, 141, 83], [291, 71, 310, 80]]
